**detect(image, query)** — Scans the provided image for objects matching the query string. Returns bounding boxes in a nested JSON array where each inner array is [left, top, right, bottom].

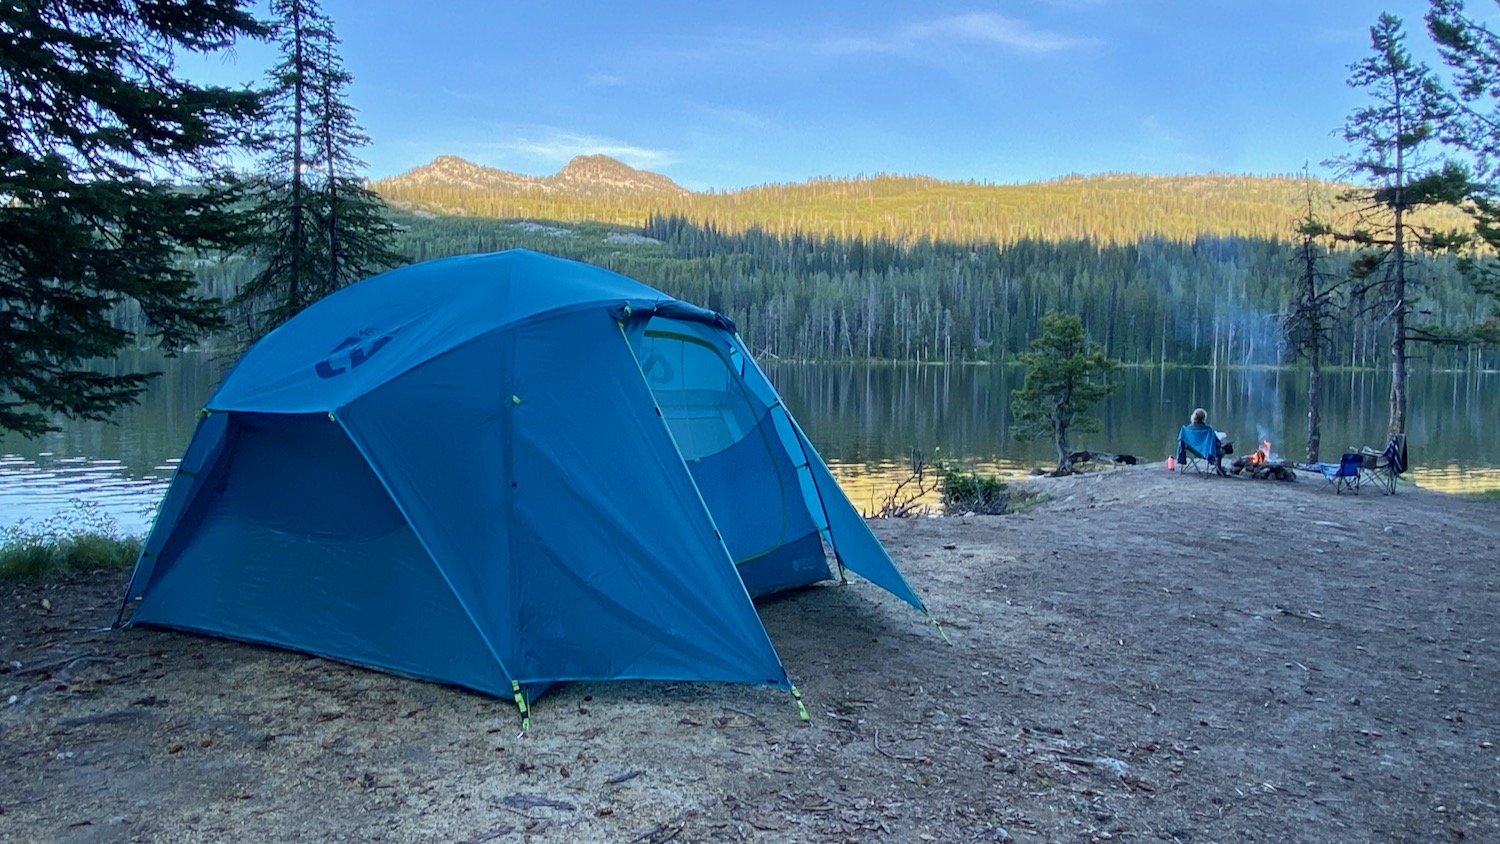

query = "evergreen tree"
[[234, 0, 400, 340], [312, 48, 404, 293], [0, 0, 264, 437], [1010, 311, 1120, 472], [1427, 0, 1500, 342], [1329, 13, 1464, 437]]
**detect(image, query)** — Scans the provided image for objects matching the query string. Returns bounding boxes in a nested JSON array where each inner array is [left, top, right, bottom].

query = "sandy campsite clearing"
[[2, 464, 1498, 843]]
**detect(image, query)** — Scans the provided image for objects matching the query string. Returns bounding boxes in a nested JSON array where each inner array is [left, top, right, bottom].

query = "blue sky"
[[194, 0, 1450, 190]]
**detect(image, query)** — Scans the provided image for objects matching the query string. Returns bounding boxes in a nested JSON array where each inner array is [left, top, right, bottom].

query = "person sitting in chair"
[[1186, 408, 1234, 454], [1177, 408, 1226, 474]]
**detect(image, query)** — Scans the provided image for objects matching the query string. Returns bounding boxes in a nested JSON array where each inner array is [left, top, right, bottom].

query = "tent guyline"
[[118, 249, 931, 718]]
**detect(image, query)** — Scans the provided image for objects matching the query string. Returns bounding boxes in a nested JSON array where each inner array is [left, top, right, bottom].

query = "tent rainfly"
[[119, 249, 930, 718]]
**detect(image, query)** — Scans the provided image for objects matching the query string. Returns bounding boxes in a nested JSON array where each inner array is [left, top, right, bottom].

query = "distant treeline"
[[375, 171, 1465, 247], [175, 211, 1491, 368]]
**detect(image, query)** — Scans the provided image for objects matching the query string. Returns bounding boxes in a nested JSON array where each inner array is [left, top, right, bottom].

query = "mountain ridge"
[[378, 154, 1325, 197], [379, 154, 688, 199], [370, 154, 1398, 246]]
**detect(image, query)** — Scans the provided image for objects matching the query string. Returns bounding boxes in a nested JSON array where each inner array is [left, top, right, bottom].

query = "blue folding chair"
[[1176, 424, 1226, 476], [1316, 452, 1363, 494]]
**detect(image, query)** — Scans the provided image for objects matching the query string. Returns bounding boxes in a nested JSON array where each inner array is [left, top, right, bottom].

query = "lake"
[[3, 352, 1496, 537]]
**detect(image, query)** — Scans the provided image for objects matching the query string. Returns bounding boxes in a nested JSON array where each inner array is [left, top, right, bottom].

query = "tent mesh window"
[[636, 325, 761, 460], [634, 319, 828, 593]]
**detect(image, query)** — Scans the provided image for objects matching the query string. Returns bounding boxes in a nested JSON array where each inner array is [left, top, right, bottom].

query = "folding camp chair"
[[1360, 433, 1408, 495], [1176, 425, 1226, 476], [1316, 452, 1363, 494]]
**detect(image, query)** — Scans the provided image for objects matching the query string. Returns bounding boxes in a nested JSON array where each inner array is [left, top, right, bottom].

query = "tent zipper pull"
[[511, 680, 531, 732]]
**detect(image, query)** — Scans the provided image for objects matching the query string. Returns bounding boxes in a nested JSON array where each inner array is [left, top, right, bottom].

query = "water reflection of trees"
[[1, 355, 1494, 495], [770, 362, 1499, 493]]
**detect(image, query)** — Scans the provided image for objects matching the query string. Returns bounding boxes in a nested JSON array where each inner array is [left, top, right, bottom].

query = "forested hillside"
[[346, 156, 1494, 370], [373, 156, 1465, 247], [184, 212, 1490, 370]]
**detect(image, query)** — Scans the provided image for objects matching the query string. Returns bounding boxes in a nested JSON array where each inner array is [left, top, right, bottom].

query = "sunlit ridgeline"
[[373, 167, 1472, 248]]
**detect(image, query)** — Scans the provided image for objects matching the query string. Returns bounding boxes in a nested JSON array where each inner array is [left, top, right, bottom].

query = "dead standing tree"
[[1284, 178, 1345, 465]]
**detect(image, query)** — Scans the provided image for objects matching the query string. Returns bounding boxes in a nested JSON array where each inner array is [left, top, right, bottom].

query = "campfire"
[[1231, 437, 1296, 481]]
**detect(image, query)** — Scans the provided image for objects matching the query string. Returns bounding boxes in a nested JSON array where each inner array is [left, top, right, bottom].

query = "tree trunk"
[[1105, 275, 1119, 357], [1389, 69, 1408, 437], [288, 0, 306, 311], [1390, 306, 1407, 435], [1301, 222, 1323, 465], [1306, 350, 1322, 465], [1054, 412, 1070, 472]]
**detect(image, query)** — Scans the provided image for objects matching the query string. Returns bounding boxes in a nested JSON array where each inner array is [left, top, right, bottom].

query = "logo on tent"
[[315, 329, 397, 379], [639, 350, 675, 384]]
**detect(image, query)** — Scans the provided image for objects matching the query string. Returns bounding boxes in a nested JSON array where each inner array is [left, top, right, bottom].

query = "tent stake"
[[931, 617, 953, 646], [790, 685, 810, 723], [511, 680, 531, 731]]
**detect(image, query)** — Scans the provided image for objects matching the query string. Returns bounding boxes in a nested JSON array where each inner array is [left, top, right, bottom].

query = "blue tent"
[[120, 249, 927, 706]]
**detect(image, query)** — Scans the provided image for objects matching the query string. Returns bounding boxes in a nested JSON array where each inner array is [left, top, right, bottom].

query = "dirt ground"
[[2, 464, 1498, 843]]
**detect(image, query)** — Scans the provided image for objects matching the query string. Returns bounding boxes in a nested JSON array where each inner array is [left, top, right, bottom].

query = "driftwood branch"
[[866, 449, 938, 518], [873, 728, 926, 763]]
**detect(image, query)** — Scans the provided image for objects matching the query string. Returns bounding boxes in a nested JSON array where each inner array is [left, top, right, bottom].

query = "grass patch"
[[1457, 488, 1500, 500], [0, 534, 142, 582], [863, 450, 1051, 518], [936, 463, 1011, 515], [1, 501, 143, 582]]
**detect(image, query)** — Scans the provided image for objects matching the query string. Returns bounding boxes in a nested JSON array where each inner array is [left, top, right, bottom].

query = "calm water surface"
[[2, 352, 1496, 536], [767, 362, 1500, 513]]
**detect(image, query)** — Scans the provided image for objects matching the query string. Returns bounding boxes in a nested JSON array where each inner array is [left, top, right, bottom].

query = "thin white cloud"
[[697, 104, 777, 129], [812, 12, 1099, 57], [902, 13, 1099, 55], [650, 12, 1098, 64], [586, 73, 625, 87], [1142, 115, 1184, 148], [488, 129, 677, 170]]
